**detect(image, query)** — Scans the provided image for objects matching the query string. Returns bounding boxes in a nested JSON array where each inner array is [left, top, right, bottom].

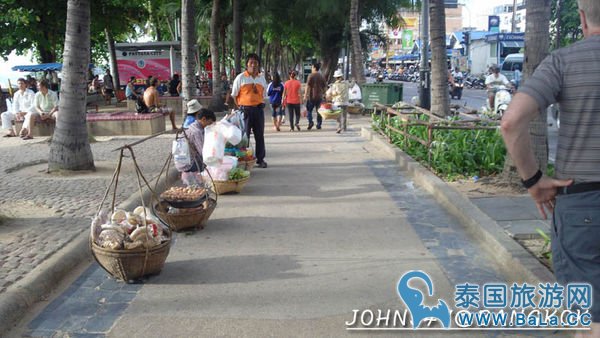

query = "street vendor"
[[183, 99, 203, 129], [185, 106, 216, 173], [326, 70, 349, 134]]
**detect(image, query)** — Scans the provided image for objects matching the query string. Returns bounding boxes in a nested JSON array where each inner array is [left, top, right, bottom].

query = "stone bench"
[[161, 95, 213, 117], [86, 111, 165, 136], [15, 111, 166, 137]]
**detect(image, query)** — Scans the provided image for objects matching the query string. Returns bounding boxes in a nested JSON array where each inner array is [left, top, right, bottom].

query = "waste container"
[[361, 83, 403, 110]]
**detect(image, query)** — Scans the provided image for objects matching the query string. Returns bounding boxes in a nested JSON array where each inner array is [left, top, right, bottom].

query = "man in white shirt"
[[1, 78, 35, 138], [485, 65, 511, 109], [19, 80, 59, 140]]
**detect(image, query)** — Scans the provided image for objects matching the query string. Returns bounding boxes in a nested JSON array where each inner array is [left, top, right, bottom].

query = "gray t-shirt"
[[519, 35, 600, 182]]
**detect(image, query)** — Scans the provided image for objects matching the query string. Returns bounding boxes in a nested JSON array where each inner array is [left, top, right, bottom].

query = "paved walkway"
[[0, 110, 573, 337]]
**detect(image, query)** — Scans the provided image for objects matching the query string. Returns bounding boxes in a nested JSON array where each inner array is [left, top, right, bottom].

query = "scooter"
[[450, 76, 464, 100], [490, 85, 512, 117]]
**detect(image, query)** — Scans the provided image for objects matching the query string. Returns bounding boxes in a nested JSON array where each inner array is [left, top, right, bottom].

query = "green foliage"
[[536, 228, 553, 262], [372, 112, 506, 181], [551, 0, 582, 48]]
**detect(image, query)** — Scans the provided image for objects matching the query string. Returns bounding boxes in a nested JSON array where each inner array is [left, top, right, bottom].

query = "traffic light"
[[462, 31, 470, 46]]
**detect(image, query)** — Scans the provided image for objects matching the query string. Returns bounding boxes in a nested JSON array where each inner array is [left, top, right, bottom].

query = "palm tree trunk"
[[350, 0, 366, 84], [105, 28, 120, 90], [429, 0, 450, 117], [49, 0, 94, 171], [233, 0, 242, 75], [220, 23, 227, 75], [182, 0, 196, 117], [210, 0, 223, 111], [502, 0, 551, 184]]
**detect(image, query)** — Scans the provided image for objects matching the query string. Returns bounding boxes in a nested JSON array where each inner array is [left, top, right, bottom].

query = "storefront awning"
[[500, 41, 524, 48]]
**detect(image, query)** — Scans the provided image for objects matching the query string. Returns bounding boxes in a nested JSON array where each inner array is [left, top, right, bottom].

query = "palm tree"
[[350, 0, 366, 84], [502, 0, 551, 184], [209, 0, 223, 110], [181, 0, 196, 116], [233, 0, 242, 75], [48, 0, 94, 171], [429, 0, 449, 117]]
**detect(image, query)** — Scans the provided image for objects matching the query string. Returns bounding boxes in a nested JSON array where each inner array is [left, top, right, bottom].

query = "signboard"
[[444, 0, 458, 8], [485, 32, 525, 43], [402, 30, 414, 49], [488, 16, 500, 32], [116, 49, 182, 86]]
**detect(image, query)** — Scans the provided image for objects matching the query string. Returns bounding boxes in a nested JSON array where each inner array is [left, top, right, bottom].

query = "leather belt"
[[558, 182, 600, 195]]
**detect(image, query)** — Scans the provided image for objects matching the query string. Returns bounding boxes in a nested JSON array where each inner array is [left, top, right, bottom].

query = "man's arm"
[[501, 92, 572, 218]]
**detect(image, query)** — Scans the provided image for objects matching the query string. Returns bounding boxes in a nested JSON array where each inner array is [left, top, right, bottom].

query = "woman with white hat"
[[328, 69, 349, 133], [183, 99, 203, 129]]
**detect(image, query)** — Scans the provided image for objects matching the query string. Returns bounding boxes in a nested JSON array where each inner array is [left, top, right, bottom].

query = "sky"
[[0, 50, 36, 88], [461, 0, 515, 30]]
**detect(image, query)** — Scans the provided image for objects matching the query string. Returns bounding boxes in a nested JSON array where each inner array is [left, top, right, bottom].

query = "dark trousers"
[[287, 104, 301, 127], [242, 106, 266, 163], [306, 99, 323, 126]]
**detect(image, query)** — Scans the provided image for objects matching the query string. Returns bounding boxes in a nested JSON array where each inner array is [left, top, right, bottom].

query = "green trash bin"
[[361, 83, 403, 110]]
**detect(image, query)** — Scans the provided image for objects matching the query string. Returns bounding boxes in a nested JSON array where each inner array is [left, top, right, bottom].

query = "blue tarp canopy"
[[11, 63, 94, 72]]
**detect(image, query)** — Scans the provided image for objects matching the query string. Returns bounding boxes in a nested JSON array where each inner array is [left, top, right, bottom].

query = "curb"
[[362, 127, 555, 284], [0, 167, 180, 334]]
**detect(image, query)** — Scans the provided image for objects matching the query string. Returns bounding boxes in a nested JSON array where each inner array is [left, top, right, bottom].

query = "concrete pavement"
[[1, 111, 568, 337]]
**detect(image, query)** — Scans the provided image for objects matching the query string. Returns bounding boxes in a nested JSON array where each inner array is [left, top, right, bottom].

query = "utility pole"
[[419, 0, 430, 110], [511, 0, 517, 32]]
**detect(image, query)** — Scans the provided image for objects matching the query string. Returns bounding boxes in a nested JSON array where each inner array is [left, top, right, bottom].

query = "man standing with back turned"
[[501, 1, 600, 336], [304, 62, 327, 130], [231, 53, 268, 168]]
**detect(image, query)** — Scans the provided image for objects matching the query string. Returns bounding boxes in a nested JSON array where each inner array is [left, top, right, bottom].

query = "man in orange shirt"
[[231, 53, 268, 168]]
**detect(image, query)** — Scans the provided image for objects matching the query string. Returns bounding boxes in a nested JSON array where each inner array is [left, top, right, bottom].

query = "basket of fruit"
[[318, 103, 341, 120], [211, 167, 250, 194]]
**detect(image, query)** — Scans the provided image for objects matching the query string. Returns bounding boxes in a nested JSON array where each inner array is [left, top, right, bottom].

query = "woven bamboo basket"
[[347, 105, 363, 114], [212, 176, 250, 194], [237, 158, 256, 171], [319, 110, 342, 120], [153, 197, 217, 232], [90, 230, 171, 282]]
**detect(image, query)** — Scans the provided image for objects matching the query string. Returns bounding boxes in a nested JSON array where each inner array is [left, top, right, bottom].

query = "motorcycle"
[[449, 76, 464, 100], [490, 85, 512, 117]]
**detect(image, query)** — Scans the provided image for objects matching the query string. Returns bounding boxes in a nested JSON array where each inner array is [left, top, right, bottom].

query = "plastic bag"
[[301, 104, 308, 118], [203, 124, 225, 166], [172, 138, 192, 171], [220, 120, 242, 145]]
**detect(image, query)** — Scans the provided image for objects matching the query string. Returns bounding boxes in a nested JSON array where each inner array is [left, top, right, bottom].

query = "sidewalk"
[[2, 112, 565, 337]]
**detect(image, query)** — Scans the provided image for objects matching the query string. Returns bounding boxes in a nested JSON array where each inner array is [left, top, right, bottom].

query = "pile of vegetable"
[[228, 167, 250, 180]]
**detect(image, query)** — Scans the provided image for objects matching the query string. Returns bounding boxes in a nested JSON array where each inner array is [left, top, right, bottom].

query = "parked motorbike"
[[450, 76, 464, 100]]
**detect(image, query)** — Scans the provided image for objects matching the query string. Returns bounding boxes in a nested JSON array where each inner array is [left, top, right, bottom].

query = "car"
[[500, 53, 523, 82]]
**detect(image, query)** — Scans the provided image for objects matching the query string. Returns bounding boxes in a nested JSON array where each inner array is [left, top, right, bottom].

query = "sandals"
[[2, 134, 15, 138], [22, 135, 33, 140]]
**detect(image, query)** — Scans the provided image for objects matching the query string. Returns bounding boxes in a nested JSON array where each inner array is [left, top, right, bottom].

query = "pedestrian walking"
[[326, 70, 349, 134], [231, 53, 269, 168], [501, 1, 600, 334], [267, 72, 284, 131], [304, 62, 327, 130], [282, 70, 302, 132]]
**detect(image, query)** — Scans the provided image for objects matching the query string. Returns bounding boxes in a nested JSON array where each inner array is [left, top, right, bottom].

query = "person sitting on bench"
[[20, 80, 59, 140], [1, 78, 34, 138], [143, 78, 177, 130]]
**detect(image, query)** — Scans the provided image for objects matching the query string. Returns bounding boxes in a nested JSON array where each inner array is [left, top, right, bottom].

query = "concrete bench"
[[161, 95, 213, 117], [86, 111, 165, 136], [16, 111, 167, 137]]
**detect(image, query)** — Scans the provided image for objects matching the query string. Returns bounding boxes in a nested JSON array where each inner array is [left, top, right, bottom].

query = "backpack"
[[135, 96, 148, 114]]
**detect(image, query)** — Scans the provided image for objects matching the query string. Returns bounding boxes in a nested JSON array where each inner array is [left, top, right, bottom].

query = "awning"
[[11, 63, 94, 72], [500, 41, 524, 48]]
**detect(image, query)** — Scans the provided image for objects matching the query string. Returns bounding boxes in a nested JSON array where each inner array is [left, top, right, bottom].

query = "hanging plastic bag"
[[172, 138, 192, 171], [203, 124, 225, 166]]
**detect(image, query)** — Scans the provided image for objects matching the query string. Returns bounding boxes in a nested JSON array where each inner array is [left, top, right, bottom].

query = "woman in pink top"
[[282, 70, 302, 131]]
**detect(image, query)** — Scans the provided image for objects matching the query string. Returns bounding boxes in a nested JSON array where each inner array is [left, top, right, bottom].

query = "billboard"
[[488, 16, 500, 32], [116, 49, 182, 86]]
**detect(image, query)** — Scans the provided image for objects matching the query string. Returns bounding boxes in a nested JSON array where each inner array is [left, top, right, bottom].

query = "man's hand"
[[528, 176, 573, 219]]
